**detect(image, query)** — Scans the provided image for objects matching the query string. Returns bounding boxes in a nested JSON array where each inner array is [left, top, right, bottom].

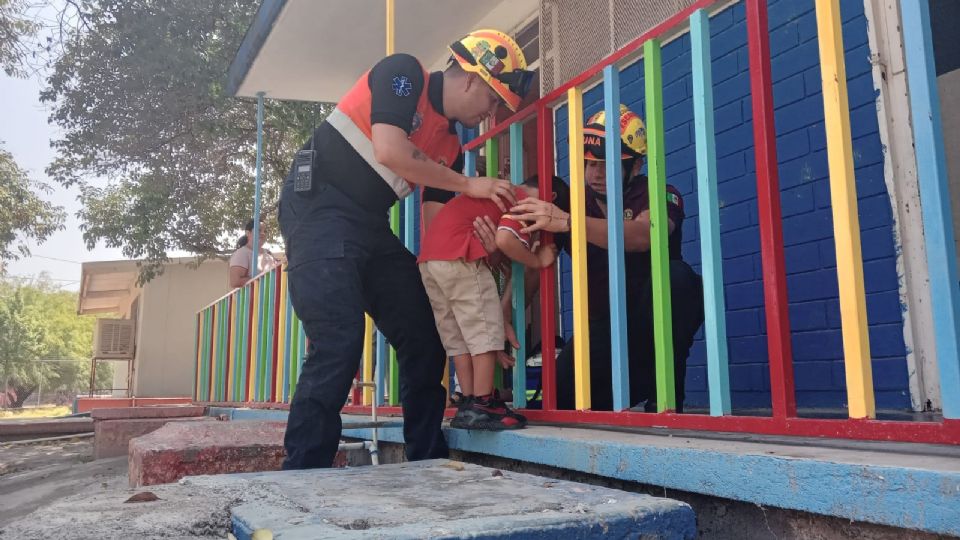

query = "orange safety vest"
[[326, 65, 462, 200]]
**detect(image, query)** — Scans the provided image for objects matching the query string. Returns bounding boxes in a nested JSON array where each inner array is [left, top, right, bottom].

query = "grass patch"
[[0, 406, 73, 419]]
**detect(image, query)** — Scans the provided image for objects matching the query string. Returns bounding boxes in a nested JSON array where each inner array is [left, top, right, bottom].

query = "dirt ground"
[[0, 437, 235, 540]]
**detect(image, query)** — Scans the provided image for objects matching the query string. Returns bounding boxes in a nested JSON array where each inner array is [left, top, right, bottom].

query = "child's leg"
[[470, 352, 497, 397], [451, 353, 473, 396]]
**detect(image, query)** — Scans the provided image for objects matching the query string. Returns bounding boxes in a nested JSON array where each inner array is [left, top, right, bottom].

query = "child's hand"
[[496, 351, 516, 369], [536, 243, 558, 268]]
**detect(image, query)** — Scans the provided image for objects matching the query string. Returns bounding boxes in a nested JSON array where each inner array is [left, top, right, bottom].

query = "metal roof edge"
[[226, 0, 289, 97]]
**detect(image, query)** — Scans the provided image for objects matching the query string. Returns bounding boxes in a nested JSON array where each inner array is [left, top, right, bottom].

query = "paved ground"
[[0, 437, 233, 539]]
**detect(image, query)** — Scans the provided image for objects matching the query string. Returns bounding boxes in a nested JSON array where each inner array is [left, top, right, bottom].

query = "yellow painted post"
[[363, 315, 375, 405], [815, 0, 875, 419], [567, 87, 591, 410], [385, 0, 394, 55]]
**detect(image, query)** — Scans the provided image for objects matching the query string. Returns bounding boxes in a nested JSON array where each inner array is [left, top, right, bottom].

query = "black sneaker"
[[449, 395, 525, 431], [492, 389, 528, 427], [449, 391, 468, 409]]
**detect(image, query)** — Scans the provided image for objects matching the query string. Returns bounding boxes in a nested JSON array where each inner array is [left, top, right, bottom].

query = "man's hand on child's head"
[[536, 243, 558, 269], [464, 177, 517, 212]]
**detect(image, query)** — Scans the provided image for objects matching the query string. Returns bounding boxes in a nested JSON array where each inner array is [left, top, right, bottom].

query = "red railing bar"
[[746, 0, 796, 419], [462, 0, 720, 152], [520, 411, 960, 446], [538, 103, 558, 410]]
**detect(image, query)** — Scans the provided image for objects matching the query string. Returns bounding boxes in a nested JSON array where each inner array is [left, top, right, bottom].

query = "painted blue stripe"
[[900, 0, 960, 418], [264, 272, 275, 401], [603, 66, 631, 411], [509, 122, 527, 408], [460, 129, 477, 176], [691, 9, 731, 416], [226, 0, 288, 96], [404, 193, 416, 252], [375, 329, 387, 405], [298, 320, 306, 374]]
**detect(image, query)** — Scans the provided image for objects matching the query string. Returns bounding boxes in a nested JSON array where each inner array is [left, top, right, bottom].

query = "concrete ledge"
[[91, 405, 206, 420], [127, 420, 370, 488], [339, 416, 960, 537], [208, 406, 403, 429], [0, 417, 93, 440], [196, 409, 960, 536], [129, 420, 287, 487], [74, 396, 192, 413], [187, 460, 696, 540], [94, 416, 212, 459]]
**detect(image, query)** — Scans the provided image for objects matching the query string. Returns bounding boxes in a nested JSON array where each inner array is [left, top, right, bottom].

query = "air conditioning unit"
[[94, 319, 136, 360]]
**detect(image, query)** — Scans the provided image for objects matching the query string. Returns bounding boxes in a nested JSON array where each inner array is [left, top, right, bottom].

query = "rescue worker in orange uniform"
[[279, 30, 534, 469]]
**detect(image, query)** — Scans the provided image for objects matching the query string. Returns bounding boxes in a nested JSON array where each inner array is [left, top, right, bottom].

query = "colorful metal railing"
[[198, 0, 960, 445]]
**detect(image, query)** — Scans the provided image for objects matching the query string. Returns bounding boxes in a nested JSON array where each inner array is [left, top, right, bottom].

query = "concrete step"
[[127, 420, 366, 488], [185, 459, 696, 539]]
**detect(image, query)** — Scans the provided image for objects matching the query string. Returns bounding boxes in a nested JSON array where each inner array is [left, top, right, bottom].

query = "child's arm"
[[496, 229, 557, 269]]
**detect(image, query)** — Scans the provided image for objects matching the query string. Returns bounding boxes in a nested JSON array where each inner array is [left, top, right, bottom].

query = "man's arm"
[[372, 124, 516, 210], [366, 54, 514, 209], [511, 198, 675, 252]]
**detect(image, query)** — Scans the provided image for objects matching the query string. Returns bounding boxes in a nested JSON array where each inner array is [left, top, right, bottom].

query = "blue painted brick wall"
[[552, 0, 910, 411]]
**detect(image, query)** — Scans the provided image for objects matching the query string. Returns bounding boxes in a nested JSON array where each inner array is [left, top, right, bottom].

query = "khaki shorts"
[[418, 259, 505, 357]]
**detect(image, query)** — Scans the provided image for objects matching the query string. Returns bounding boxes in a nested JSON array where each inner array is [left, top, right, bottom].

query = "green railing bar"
[[644, 38, 677, 412]]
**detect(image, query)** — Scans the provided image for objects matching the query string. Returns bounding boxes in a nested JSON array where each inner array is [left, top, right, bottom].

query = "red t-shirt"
[[418, 186, 532, 263]]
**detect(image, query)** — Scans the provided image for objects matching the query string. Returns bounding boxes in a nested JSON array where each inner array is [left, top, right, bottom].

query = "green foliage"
[[0, 277, 109, 407], [0, 145, 66, 262], [42, 0, 329, 282], [0, 0, 37, 77]]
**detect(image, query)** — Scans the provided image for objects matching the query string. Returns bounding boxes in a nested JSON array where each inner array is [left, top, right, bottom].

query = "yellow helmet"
[[583, 104, 647, 161], [449, 29, 534, 112]]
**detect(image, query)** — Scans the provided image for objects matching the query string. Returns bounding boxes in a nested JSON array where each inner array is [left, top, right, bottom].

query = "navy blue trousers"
[[279, 180, 449, 469], [556, 259, 704, 412]]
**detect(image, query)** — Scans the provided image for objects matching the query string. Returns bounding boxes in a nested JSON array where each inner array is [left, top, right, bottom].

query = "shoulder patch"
[[392, 75, 413, 97]]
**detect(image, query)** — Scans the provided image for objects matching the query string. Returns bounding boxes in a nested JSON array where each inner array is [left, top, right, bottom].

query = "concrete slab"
[[94, 416, 213, 459], [186, 459, 696, 540], [91, 405, 206, 420]]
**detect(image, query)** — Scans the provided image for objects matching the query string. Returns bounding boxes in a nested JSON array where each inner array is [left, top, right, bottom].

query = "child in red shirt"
[[418, 177, 558, 430]]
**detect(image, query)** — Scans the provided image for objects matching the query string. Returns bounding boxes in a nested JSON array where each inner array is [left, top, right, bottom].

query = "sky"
[[1, 71, 126, 291]]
